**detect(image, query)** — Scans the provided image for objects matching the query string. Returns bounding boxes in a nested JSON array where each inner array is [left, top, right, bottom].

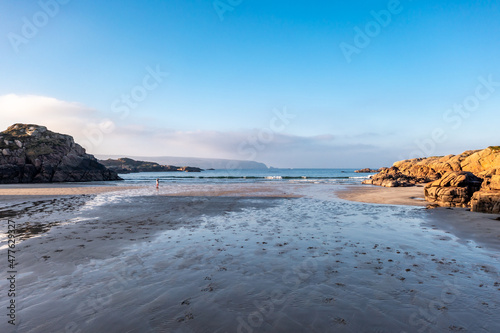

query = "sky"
[[0, 0, 499, 168]]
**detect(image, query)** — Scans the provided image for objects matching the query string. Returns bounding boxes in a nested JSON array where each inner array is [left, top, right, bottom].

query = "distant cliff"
[[95, 155, 268, 170], [363, 147, 500, 213], [99, 158, 202, 173], [0, 124, 121, 183]]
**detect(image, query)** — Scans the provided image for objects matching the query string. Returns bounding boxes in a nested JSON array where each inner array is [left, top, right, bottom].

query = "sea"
[[114, 168, 374, 186]]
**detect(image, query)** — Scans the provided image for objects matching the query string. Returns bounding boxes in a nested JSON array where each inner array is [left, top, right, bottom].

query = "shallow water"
[[1, 184, 499, 332]]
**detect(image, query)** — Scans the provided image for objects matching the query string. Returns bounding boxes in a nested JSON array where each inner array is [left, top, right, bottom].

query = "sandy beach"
[[1, 183, 499, 332], [336, 184, 428, 206]]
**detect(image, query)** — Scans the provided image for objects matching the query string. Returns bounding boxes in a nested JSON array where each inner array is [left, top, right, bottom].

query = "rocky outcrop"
[[0, 124, 121, 183], [471, 174, 500, 214], [362, 148, 500, 185], [461, 147, 500, 176], [424, 172, 483, 208], [99, 158, 203, 173], [471, 191, 500, 214], [364, 147, 500, 213], [362, 151, 481, 187], [355, 168, 383, 173], [362, 170, 422, 187]]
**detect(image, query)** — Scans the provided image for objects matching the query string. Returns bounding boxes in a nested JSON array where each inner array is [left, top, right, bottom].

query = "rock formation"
[[354, 168, 383, 173], [99, 158, 203, 173], [362, 151, 479, 187], [0, 124, 121, 183], [364, 147, 500, 213], [424, 171, 482, 208], [471, 173, 500, 214]]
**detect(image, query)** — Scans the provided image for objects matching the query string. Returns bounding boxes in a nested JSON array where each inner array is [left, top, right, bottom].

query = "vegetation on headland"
[[99, 157, 203, 173]]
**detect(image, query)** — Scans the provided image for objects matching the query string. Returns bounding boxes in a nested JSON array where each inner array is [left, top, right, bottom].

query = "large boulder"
[[424, 171, 483, 208], [470, 174, 500, 213], [0, 124, 122, 183], [471, 191, 500, 214], [461, 147, 500, 175]]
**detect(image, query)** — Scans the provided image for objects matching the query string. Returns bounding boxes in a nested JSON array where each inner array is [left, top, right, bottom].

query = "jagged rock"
[[461, 147, 500, 175], [355, 168, 381, 173], [365, 148, 500, 189], [0, 123, 122, 183], [470, 174, 500, 213], [362, 171, 417, 187], [424, 172, 483, 208], [364, 147, 500, 212], [471, 191, 500, 214]]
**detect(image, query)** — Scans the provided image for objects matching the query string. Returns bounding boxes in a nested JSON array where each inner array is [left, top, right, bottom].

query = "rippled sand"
[[0, 183, 499, 332]]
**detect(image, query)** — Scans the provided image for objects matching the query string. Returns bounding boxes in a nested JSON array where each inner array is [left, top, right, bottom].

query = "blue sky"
[[1, 0, 499, 167]]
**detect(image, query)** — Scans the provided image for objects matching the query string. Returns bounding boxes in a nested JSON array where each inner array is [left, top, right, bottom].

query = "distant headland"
[[99, 157, 203, 173]]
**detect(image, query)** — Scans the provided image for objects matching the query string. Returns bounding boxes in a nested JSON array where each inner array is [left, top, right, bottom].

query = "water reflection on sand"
[[1, 183, 499, 332]]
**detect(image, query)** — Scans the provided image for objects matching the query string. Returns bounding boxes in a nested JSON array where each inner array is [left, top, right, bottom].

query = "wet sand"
[[0, 183, 499, 332], [336, 184, 427, 206], [0, 184, 138, 197]]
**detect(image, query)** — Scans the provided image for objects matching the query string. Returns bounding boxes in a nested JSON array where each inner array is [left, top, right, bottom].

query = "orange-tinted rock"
[[424, 172, 482, 208], [471, 191, 500, 214], [365, 147, 500, 213]]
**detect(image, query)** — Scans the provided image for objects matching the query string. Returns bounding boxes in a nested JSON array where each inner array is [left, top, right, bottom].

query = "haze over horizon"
[[1, 0, 499, 168]]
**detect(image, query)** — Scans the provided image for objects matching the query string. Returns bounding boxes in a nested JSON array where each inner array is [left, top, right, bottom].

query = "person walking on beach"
[[156, 178, 159, 189]]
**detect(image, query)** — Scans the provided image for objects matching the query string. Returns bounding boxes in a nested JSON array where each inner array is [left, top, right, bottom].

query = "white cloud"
[[0, 94, 392, 167], [0, 93, 106, 137]]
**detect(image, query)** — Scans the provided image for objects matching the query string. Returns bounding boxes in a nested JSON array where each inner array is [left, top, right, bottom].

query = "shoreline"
[[336, 184, 427, 206], [0, 185, 140, 197], [0, 183, 304, 199]]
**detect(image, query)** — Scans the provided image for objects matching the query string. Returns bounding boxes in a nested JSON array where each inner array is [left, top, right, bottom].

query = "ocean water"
[[116, 168, 374, 186]]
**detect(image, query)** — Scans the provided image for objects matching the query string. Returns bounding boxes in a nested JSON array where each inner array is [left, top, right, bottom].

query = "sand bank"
[[336, 184, 427, 206]]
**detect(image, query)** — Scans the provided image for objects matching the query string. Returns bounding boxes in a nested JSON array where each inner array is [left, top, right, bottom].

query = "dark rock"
[[470, 175, 500, 214], [355, 168, 381, 173], [471, 191, 500, 214], [0, 124, 121, 183], [99, 157, 203, 173]]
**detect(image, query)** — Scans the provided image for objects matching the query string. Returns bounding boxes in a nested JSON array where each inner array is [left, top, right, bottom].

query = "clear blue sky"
[[1, 0, 499, 167]]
